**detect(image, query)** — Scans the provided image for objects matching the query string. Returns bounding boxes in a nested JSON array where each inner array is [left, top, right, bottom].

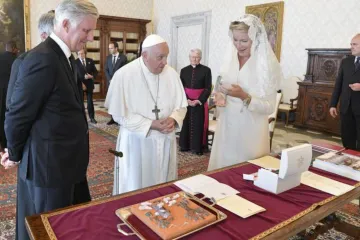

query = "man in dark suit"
[[104, 41, 127, 125], [0, 1, 99, 239], [330, 33, 360, 150], [76, 48, 98, 123], [0, 41, 17, 150]]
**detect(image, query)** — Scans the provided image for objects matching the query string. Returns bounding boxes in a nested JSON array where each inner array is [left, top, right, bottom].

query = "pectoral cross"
[[152, 105, 160, 120]]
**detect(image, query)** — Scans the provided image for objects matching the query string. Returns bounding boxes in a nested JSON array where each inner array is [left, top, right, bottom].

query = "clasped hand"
[[219, 84, 248, 100], [0, 149, 19, 170], [349, 83, 360, 91], [187, 99, 201, 107], [151, 117, 176, 134], [84, 73, 93, 79]]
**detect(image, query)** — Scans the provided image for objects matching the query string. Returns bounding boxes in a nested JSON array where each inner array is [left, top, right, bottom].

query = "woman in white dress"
[[208, 14, 283, 171]]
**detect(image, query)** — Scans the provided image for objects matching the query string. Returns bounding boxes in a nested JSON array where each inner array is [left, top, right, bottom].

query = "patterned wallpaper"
[[176, 24, 202, 72], [153, 0, 360, 82], [29, 0, 152, 47]]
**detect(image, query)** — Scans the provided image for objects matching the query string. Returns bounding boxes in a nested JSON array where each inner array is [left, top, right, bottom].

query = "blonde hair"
[[229, 21, 250, 32]]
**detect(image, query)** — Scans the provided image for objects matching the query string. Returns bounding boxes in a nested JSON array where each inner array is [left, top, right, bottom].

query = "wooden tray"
[[115, 191, 227, 240]]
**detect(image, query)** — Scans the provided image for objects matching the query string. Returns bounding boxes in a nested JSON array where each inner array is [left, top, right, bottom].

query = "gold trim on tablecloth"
[[40, 162, 360, 240], [250, 182, 360, 239]]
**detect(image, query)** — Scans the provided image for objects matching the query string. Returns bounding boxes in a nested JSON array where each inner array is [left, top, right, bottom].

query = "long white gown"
[[105, 57, 187, 195], [207, 56, 276, 171]]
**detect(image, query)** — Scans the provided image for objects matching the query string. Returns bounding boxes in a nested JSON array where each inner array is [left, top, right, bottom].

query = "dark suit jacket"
[[0, 51, 17, 88], [76, 57, 98, 91], [5, 37, 89, 188], [104, 53, 127, 84], [330, 56, 360, 114], [6, 52, 28, 108]]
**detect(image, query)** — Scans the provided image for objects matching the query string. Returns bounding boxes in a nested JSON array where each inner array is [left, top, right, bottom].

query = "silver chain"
[[139, 59, 160, 106]]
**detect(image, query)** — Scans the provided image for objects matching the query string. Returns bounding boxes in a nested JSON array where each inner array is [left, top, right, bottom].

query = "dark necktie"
[[355, 57, 360, 71], [69, 55, 75, 72], [112, 56, 116, 68], [81, 59, 87, 72]]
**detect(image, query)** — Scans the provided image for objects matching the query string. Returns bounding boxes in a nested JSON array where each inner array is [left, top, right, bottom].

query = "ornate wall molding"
[[171, 11, 211, 70]]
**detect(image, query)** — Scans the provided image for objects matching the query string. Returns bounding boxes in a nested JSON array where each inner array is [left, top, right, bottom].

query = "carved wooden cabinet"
[[294, 48, 352, 135], [86, 15, 150, 99]]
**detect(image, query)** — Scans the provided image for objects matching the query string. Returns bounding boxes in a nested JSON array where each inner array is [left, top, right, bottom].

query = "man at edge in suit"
[[0, 41, 17, 150], [0, 1, 99, 239], [105, 41, 127, 125], [330, 33, 360, 150], [76, 48, 98, 123], [7, 11, 55, 110]]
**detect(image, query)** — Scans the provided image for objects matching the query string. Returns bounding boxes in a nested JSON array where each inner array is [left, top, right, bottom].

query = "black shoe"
[[107, 119, 116, 125], [195, 152, 203, 156], [180, 148, 189, 152], [90, 118, 97, 124]]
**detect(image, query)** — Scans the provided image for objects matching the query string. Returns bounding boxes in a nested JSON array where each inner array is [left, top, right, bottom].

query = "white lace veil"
[[220, 14, 283, 98]]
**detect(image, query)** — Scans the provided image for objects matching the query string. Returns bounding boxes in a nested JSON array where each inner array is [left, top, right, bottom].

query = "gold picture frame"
[[246, 1, 284, 61], [0, 0, 30, 51], [24, 0, 30, 51]]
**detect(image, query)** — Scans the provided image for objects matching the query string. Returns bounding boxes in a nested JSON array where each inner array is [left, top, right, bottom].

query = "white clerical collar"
[[191, 64, 197, 68], [50, 33, 71, 60], [140, 56, 158, 76]]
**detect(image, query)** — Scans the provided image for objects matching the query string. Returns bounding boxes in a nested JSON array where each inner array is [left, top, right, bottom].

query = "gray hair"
[[38, 12, 55, 36], [54, 0, 99, 28], [190, 48, 202, 58]]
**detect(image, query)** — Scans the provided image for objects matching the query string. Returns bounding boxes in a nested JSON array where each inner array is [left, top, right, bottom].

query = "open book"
[[312, 151, 360, 181], [174, 174, 239, 201], [174, 175, 266, 218]]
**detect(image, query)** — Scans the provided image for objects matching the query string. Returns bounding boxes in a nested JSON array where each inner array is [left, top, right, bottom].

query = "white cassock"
[[105, 57, 187, 195]]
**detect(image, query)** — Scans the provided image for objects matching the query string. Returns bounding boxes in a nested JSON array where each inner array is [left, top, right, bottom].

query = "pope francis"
[[105, 34, 188, 195]]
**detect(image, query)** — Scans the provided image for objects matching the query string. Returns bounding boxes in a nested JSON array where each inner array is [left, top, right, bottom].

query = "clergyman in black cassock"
[[179, 49, 212, 155]]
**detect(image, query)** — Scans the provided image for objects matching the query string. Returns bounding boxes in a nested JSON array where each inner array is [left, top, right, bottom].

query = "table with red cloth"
[[26, 143, 360, 240]]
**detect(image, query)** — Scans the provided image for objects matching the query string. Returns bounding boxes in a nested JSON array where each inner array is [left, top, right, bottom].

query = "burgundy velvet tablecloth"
[[43, 163, 358, 240]]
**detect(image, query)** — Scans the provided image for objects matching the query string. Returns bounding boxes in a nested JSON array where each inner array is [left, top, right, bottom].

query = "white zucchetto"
[[142, 34, 166, 48]]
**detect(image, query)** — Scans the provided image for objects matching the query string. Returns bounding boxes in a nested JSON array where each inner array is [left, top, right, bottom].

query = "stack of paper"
[[217, 195, 266, 218], [301, 171, 355, 196]]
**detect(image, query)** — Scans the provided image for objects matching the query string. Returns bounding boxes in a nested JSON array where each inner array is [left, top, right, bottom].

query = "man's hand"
[[0, 149, 19, 170], [329, 107, 338, 118], [187, 100, 201, 107], [82, 83, 87, 91], [349, 83, 360, 91], [86, 73, 93, 79], [150, 118, 176, 134]]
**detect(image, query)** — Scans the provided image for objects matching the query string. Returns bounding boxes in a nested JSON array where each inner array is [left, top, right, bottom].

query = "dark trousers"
[[0, 87, 7, 149], [16, 174, 91, 240], [86, 89, 95, 119], [340, 108, 360, 150]]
